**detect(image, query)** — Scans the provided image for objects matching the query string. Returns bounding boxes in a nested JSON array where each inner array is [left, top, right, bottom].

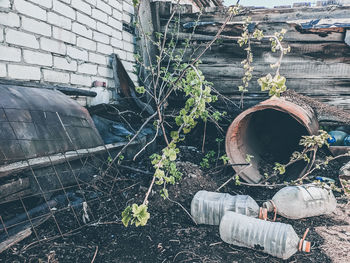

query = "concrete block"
[[43, 69, 70, 83], [87, 86, 110, 106], [0, 46, 21, 62], [40, 38, 66, 54], [0, 12, 20, 27], [122, 31, 133, 43], [14, 0, 46, 21], [70, 73, 92, 86], [47, 12, 72, 30], [96, 0, 112, 15], [96, 21, 113, 36], [8, 64, 41, 80], [89, 52, 107, 65], [53, 0, 76, 19], [78, 62, 97, 74], [77, 12, 96, 29], [77, 36, 97, 51], [113, 9, 122, 20], [23, 50, 52, 66], [6, 29, 39, 49], [67, 46, 88, 60], [72, 0, 92, 15], [52, 27, 76, 44], [72, 22, 93, 38], [97, 42, 113, 54], [92, 8, 108, 23], [53, 56, 77, 71], [0, 29, 3, 42], [22, 17, 52, 37], [112, 29, 122, 40]]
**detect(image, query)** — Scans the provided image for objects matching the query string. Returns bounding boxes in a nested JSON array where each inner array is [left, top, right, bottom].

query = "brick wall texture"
[[0, 0, 137, 105]]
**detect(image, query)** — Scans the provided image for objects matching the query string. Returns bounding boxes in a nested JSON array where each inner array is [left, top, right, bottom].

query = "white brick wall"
[[0, 0, 137, 106]]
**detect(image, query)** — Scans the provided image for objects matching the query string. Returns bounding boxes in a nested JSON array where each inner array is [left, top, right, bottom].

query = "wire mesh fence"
[[0, 105, 130, 253]]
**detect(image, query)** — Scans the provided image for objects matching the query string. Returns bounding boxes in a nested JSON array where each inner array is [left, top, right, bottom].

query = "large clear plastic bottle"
[[220, 211, 311, 260], [191, 190, 264, 225], [263, 184, 337, 219]]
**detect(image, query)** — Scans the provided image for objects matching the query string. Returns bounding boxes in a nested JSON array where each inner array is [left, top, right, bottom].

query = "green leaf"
[[121, 206, 133, 227]]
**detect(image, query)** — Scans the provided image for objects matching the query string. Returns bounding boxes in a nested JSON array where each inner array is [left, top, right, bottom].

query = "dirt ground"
[[0, 144, 350, 263]]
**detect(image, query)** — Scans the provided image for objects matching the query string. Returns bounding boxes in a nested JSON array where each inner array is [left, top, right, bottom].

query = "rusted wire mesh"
[[0, 108, 126, 252]]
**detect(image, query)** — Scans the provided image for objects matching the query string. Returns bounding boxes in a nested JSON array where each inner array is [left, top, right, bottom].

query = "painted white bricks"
[[71, 73, 91, 86], [92, 8, 108, 23], [77, 36, 96, 51], [22, 17, 52, 37], [109, 0, 122, 10], [47, 12, 72, 30], [0, 12, 20, 27], [72, 0, 91, 15], [72, 22, 93, 38], [28, 0, 53, 9], [53, 0, 75, 20], [53, 27, 76, 44], [123, 1, 134, 15], [0, 0, 10, 8], [6, 29, 39, 49], [41, 38, 66, 54], [8, 64, 41, 80], [77, 12, 96, 29], [67, 46, 88, 60], [14, 0, 47, 21], [111, 37, 122, 49], [108, 17, 122, 31], [97, 42, 113, 55], [123, 41, 134, 53], [97, 22, 113, 36], [0, 46, 21, 62], [98, 66, 113, 78], [78, 63, 97, 75], [54, 56, 77, 71], [0, 0, 137, 93], [93, 31, 109, 44], [89, 52, 106, 64], [43, 69, 70, 83], [97, 0, 112, 15], [0, 63, 6, 77], [23, 50, 52, 66]]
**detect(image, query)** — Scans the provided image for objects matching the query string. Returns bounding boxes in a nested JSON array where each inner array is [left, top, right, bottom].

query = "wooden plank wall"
[[154, 3, 350, 110]]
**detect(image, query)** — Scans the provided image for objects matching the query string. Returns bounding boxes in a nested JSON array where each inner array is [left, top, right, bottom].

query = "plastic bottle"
[[219, 211, 311, 260], [263, 184, 337, 219], [327, 130, 347, 146], [190, 190, 266, 225], [344, 135, 350, 146]]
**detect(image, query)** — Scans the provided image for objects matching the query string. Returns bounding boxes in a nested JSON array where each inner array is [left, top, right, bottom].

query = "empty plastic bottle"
[[263, 184, 337, 219], [344, 135, 350, 146], [220, 211, 311, 260], [327, 130, 347, 146], [191, 190, 266, 225]]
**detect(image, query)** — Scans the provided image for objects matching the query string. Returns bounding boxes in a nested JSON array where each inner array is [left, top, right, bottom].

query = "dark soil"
[[0, 143, 350, 263]]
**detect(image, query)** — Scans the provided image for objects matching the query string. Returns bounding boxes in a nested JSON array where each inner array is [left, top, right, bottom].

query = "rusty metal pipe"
[[225, 97, 319, 183]]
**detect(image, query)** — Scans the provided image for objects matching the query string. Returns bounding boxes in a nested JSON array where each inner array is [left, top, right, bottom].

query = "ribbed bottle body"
[[220, 211, 300, 260], [265, 184, 337, 219], [191, 190, 259, 225]]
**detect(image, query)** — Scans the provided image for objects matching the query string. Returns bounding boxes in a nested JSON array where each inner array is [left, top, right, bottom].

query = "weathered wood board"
[[155, 2, 350, 110]]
